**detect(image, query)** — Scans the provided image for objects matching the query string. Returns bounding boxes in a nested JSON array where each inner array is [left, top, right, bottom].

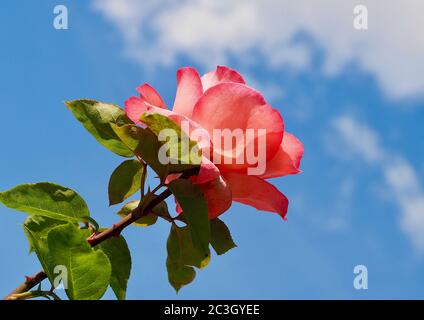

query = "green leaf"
[[108, 160, 143, 206], [140, 112, 201, 167], [151, 199, 170, 221], [110, 124, 142, 152], [97, 235, 131, 300], [117, 200, 158, 227], [112, 124, 169, 180], [46, 223, 111, 300], [65, 99, 134, 157], [210, 218, 237, 255], [168, 179, 210, 255], [168, 225, 211, 269], [112, 123, 201, 180], [0, 183, 97, 227], [166, 224, 211, 292], [166, 258, 195, 293], [23, 216, 67, 279]]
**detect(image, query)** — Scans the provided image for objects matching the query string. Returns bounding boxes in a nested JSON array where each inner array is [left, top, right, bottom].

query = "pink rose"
[[125, 66, 303, 220]]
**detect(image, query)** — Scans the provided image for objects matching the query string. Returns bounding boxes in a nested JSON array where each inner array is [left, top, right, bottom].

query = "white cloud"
[[330, 115, 424, 251], [330, 115, 384, 163], [92, 0, 424, 100], [383, 159, 424, 251]]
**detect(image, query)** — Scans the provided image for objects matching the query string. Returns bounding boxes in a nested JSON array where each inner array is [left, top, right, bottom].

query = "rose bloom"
[[125, 66, 303, 220]]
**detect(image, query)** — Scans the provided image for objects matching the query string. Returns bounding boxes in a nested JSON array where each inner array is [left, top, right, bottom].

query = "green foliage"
[[23, 216, 67, 279], [0, 102, 241, 300], [112, 121, 201, 181], [168, 179, 210, 255], [0, 182, 97, 228], [166, 259, 196, 294], [46, 223, 111, 300], [117, 200, 158, 227], [140, 113, 201, 167], [24, 217, 132, 300], [108, 160, 144, 206], [210, 218, 237, 255], [112, 124, 169, 180], [97, 235, 132, 300], [65, 100, 134, 157], [166, 224, 211, 292]]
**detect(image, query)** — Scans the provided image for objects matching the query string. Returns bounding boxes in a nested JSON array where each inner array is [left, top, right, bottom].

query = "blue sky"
[[1, 0, 424, 299]]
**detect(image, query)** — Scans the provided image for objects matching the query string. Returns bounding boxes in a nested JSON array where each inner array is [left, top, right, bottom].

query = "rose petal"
[[136, 83, 166, 108], [125, 97, 172, 125], [222, 172, 289, 220], [165, 173, 182, 185], [192, 83, 284, 172], [202, 66, 246, 92], [260, 132, 304, 179], [172, 67, 203, 118], [193, 156, 221, 184], [199, 176, 232, 219]]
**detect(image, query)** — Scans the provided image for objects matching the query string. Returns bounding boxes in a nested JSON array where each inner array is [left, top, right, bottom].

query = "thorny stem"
[[3, 271, 48, 300], [9, 288, 61, 301], [3, 168, 198, 300], [86, 187, 172, 247]]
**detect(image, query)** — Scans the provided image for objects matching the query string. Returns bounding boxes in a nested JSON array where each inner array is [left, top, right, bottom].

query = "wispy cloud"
[[329, 114, 424, 251], [92, 0, 424, 100], [330, 115, 384, 163], [383, 159, 424, 251]]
